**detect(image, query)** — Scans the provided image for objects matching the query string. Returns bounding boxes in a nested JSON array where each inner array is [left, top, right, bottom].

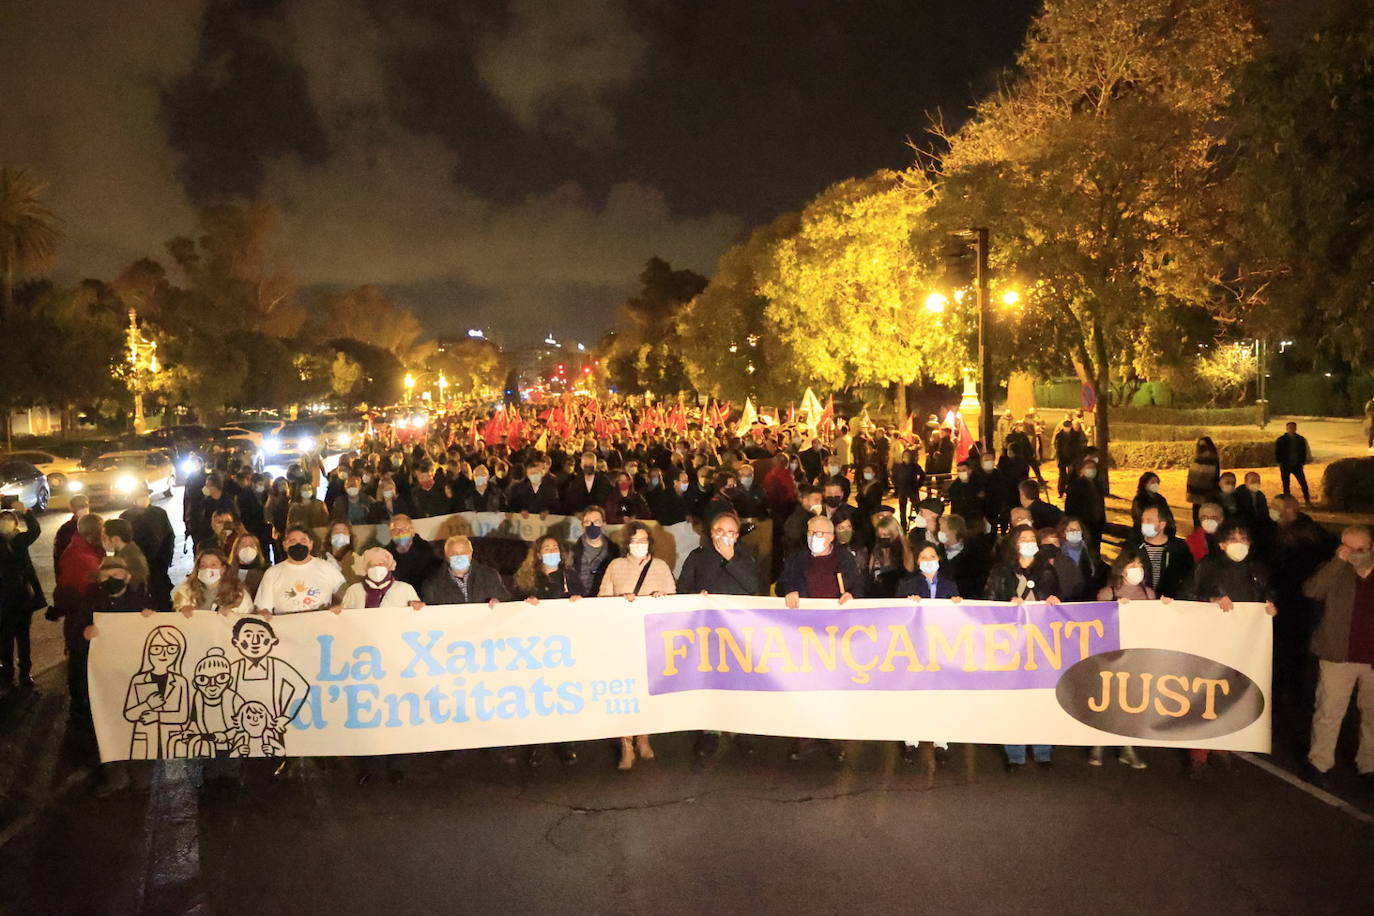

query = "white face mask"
[[1017, 542, 1039, 558], [808, 534, 829, 555], [474, 475, 488, 487], [197, 568, 223, 586], [331, 533, 351, 550], [300, 487, 314, 500], [1269, 508, 1282, 522], [1146, 482, 1160, 494], [912, 515, 927, 529], [981, 460, 995, 472], [1224, 542, 1250, 562], [345, 486, 360, 498], [739, 476, 753, 487], [919, 560, 940, 576], [527, 473, 543, 487], [937, 530, 949, 544], [1124, 566, 1145, 586], [1140, 522, 1159, 539], [628, 542, 650, 559], [714, 534, 738, 548], [381, 489, 395, 500], [863, 471, 875, 482], [237, 547, 257, 565], [1066, 530, 1083, 544], [957, 471, 969, 482], [1201, 518, 1220, 534], [1082, 467, 1097, 479], [366, 565, 390, 583], [826, 465, 840, 476]]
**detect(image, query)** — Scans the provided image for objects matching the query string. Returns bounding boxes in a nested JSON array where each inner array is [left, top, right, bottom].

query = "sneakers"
[[1088, 747, 1104, 767], [1118, 747, 1147, 770]]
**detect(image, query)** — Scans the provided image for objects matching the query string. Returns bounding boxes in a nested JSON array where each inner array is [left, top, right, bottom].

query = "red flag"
[[818, 395, 835, 436], [955, 414, 974, 464], [506, 413, 525, 449]]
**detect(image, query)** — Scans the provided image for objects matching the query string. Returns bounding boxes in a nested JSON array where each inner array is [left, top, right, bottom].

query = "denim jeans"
[[1004, 744, 1051, 764]]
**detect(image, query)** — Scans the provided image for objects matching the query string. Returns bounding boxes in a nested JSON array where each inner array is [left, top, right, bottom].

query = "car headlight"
[[412, 415, 426, 427], [395, 417, 410, 429], [114, 475, 137, 494], [66, 480, 84, 492], [335, 433, 352, 448], [298, 436, 315, 452], [179, 458, 198, 475], [263, 437, 280, 453]]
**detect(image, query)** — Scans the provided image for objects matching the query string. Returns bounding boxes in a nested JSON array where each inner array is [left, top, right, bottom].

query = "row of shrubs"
[[1107, 439, 1273, 470], [1110, 405, 1260, 426], [1109, 423, 1270, 443]]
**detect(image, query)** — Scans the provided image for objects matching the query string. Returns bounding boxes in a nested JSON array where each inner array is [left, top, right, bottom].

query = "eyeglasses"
[[194, 673, 231, 687], [149, 645, 180, 657]]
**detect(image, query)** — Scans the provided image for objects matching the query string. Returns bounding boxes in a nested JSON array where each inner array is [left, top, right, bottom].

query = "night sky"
[[4, 0, 1042, 343]]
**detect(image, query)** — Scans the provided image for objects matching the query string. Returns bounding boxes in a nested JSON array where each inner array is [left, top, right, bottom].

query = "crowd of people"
[[0, 398, 1368, 796]]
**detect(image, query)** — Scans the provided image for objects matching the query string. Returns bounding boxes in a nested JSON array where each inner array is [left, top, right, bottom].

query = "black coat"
[[420, 563, 510, 605], [1183, 555, 1276, 604], [1125, 533, 1194, 598], [677, 545, 761, 595], [0, 511, 44, 614], [984, 555, 1060, 602], [561, 473, 613, 514], [569, 538, 620, 596], [897, 569, 960, 599], [1064, 477, 1106, 540], [389, 536, 442, 590]]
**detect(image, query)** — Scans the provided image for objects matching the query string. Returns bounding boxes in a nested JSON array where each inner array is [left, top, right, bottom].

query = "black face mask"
[[824, 495, 843, 509], [582, 465, 596, 475], [584, 524, 602, 541], [101, 578, 127, 595], [286, 543, 311, 562]]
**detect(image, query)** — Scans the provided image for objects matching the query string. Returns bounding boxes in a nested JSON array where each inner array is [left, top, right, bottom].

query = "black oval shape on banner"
[[1055, 648, 1264, 741]]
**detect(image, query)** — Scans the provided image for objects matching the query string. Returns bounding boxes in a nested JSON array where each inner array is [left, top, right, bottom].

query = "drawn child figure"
[[185, 648, 243, 756], [122, 625, 190, 759], [227, 617, 310, 739], [229, 701, 284, 758]]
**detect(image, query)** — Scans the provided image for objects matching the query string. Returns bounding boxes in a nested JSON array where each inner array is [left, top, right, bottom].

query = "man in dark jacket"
[[561, 452, 613, 515], [1126, 506, 1194, 598], [1182, 522, 1277, 610], [508, 461, 562, 515], [1018, 479, 1063, 531], [421, 535, 510, 605], [777, 516, 864, 603], [568, 507, 620, 596], [1275, 421, 1312, 504], [120, 483, 176, 610], [386, 515, 441, 589], [1053, 419, 1087, 497], [678, 512, 761, 596], [409, 464, 454, 519]]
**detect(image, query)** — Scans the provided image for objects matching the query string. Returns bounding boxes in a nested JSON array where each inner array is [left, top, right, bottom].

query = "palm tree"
[[0, 167, 62, 321]]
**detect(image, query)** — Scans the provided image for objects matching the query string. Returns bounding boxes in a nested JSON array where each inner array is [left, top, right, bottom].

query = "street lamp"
[[437, 372, 449, 403], [403, 372, 416, 403], [924, 292, 949, 314]]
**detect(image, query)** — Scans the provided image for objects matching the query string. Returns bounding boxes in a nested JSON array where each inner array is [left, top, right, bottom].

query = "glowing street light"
[[1001, 289, 1021, 307], [924, 292, 949, 314], [403, 372, 416, 403]]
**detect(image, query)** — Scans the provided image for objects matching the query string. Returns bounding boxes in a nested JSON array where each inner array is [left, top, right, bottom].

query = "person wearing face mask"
[[263, 477, 291, 563], [945, 460, 983, 526], [603, 469, 651, 524], [516, 536, 581, 603], [1233, 471, 1271, 543], [1186, 503, 1226, 562], [236, 472, 271, 551], [173, 547, 253, 615], [1181, 522, 1277, 776], [1215, 471, 1240, 519], [330, 474, 376, 526], [49, 513, 107, 705], [1130, 472, 1173, 532], [1127, 506, 1193, 599], [1063, 457, 1106, 549], [255, 527, 345, 614], [783, 486, 825, 555], [1186, 437, 1222, 528], [972, 450, 1008, 535], [893, 448, 927, 531], [190, 473, 237, 549], [863, 515, 913, 598], [985, 525, 1060, 771], [907, 497, 944, 550], [340, 547, 423, 610], [1053, 417, 1087, 498], [937, 514, 988, 599], [456, 463, 505, 512], [899, 544, 960, 600], [285, 479, 329, 532], [115, 483, 172, 613], [644, 468, 692, 526], [599, 523, 676, 770], [733, 463, 765, 519], [408, 462, 453, 519], [778, 516, 863, 607], [560, 451, 613, 515], [383, 514, 439, 590], [1052, 516, 1103, 600], [422, 535, 509, 607], [1087, 551, 1158, 770], [820, 478, 853, 526], [232, 534, 269, 595], [509, 460, 561, 517], [366, 473, 413, 523], [569, 507, 620, 596], [322, 522, 364, 590], [1303, 525, 1374, 781]]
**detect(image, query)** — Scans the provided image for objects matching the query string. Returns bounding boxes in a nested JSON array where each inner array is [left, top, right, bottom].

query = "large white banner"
[[88, 597, 1271, 762]]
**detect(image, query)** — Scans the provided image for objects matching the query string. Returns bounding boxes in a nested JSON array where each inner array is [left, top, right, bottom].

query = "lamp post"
[[929, 228, 997, 451], [403, 372, 416, 404]]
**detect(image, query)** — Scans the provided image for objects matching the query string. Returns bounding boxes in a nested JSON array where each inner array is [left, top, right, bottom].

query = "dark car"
[[0, 460, 50, 512], [264, 421, 324, 463], [138, 425, 214, 482]]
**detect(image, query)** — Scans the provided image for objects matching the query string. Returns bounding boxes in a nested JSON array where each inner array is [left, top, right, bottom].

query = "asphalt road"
[[0, 696, 1370, 915]]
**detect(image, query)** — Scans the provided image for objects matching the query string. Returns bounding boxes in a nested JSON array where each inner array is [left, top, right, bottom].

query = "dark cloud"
[[4, 0, 1046, 344]]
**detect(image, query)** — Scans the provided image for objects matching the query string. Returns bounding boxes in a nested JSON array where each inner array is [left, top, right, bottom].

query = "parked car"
[[0, 445, 85, 495], [138, 425, 214, 482], [0, 460, 50, 512], [67, 450, 175, 508], [322, 419, 363, 453]]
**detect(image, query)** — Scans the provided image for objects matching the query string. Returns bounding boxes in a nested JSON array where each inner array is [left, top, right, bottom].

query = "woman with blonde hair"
[[172, 547, 253, 615]]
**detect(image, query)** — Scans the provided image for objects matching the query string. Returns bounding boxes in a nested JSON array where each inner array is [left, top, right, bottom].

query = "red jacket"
[[763, 465, 798, 514], [53, 535, 103, 646]]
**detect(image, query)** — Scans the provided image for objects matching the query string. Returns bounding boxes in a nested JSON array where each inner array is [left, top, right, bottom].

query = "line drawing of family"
[[122, 617, 310, 760]]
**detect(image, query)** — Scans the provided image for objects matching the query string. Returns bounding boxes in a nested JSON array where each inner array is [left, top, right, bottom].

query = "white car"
[[1, 445, 87, 495], [66, 449, 176, 507]]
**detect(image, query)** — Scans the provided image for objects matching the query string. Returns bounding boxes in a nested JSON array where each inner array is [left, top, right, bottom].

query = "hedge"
[[1321, 458, 1374, 512], [1111, 406, 1259, 426], [1108, 438, 1272, 470], [1110, 423, 1269, 443]]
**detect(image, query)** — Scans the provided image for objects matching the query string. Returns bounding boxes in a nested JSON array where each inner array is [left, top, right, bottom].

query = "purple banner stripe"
[[644, 602, 1120, 694]]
